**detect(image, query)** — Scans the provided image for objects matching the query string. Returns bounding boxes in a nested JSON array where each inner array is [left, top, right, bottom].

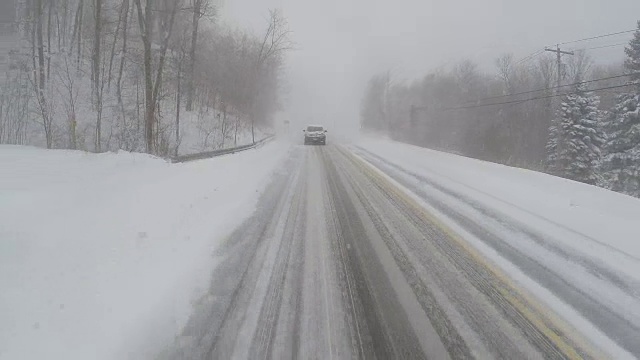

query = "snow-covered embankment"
[[0, 142, 289, 360]]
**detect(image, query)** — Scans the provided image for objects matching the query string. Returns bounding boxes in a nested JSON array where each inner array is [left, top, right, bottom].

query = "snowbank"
[[356, 138, 640, 262], [0, 142, 290, 360], [354, 137, 640, 358]]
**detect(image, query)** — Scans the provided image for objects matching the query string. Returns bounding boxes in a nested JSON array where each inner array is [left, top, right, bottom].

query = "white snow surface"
[[354, 136, 640, 358], [0, 141, 289, 360], [356, 136, 640, 269]]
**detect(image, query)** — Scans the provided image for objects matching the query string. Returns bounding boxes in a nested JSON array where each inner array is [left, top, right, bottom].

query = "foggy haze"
[[222, 0, 640, 134], [3, 0, 640, 358]]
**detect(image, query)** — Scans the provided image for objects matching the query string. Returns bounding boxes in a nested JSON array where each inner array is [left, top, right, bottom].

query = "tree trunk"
[[92, 0, 102, 101], [221, 104, 226, 148], [61, 0, 69, 49], [30, 0, 37, 85], [155, 102, 160, 152], [134, 0, 178, 154], [46, 0, 53, 81], [69, 0, 81, 56], [143, 37, 154, 153], [175, 60, 182, 156], [77, 0, 83, 68], [116, 0, 130, 142], [185, 0, 201, 112], [136, 74, 141, 141], [70, 113, 77, 149], [107, 0, 125, 90], [234, 115, 238, 147], [62, 57, 78, 150], [56, 2, 62, 51], [251, 115, 255, 144], [35, 0, 51, 148], [134, 0, 155, 153], [95, 92, 103, 152], [36, 0, 46, 90]]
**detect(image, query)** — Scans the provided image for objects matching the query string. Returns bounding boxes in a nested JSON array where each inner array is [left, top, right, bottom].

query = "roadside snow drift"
[[354, 137, 640, 358], [0, 142, 290, 360], [356, 137, 640, 261]]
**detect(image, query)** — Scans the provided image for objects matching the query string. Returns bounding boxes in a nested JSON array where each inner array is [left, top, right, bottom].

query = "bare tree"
[[220, 101, 228, 148], [57, 55, 80, 149], [116, 0, 130, 141], [0, 72, 30, 145], [496, 54, 514, 92], [46, 0, 53, 81], [92, 0, 104, 151], [185, 0, 209, 112], [107, 0, 125, 90], [134, 0, 179, 154], [174, 25, 190, 156], [250, 9, 292, 143], [4, 0, 289, 155], [33, 0, 52, 148], [92, 0, 102, 94], [69, 0, 84, 67], [566, 50, 593, 83]]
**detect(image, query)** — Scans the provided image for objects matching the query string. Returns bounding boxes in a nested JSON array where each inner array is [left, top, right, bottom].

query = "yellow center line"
[[336, 145, 606, 360]]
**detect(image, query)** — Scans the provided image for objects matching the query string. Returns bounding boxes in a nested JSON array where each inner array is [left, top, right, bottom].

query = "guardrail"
[[171, 135, 276, 163]]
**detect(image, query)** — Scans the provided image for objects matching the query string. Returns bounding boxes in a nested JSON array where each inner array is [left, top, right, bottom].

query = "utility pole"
[[545, 45, 574, 94], [545, 45, 574, 167]]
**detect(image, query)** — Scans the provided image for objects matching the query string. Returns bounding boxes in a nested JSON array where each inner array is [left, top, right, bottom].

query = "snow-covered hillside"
[[0, 142, 290, 360]]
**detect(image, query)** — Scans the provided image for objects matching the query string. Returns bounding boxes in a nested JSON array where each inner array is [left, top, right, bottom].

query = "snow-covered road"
[[163, 143, 627, 359], [3, 138, 639, 359], [163, 145, 447, 359], [353, 137, 640, 359]]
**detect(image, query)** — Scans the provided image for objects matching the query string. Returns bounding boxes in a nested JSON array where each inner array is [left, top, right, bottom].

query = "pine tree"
[[547, 82, 605, 185], [601, 21, 640, 197], [625, 21, 640, 83], [546, 115, 560, 172]]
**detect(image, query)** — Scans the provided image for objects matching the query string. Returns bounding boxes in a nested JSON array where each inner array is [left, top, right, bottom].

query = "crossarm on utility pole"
[[545, 45, 574, 93]]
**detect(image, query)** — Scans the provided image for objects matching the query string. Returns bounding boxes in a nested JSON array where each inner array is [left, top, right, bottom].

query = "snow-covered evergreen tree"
[[546, 116, 560, 172], [626, 22, 640, 83], [600, 21, 640, 197], [546, 82, 605, 185]]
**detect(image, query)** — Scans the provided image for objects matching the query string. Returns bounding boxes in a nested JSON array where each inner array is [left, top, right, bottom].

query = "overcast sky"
[[220, 0, 640, 133]]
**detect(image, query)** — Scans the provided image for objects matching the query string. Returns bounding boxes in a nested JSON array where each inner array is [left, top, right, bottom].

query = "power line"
[[556, 29, 636, 46], [413, 73, 631, 111], [469, 73, 631, 103], [574, 43, 627, 51], [408, 28, 638, 118], [516, 49, 545, 64], [444, 82, 638, 111], [516, 30, 634, 65], [440, 82, 639, 111]]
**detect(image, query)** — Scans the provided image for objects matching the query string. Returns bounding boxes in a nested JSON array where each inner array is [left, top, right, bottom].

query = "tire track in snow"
[[352, 146, 636, 358]]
